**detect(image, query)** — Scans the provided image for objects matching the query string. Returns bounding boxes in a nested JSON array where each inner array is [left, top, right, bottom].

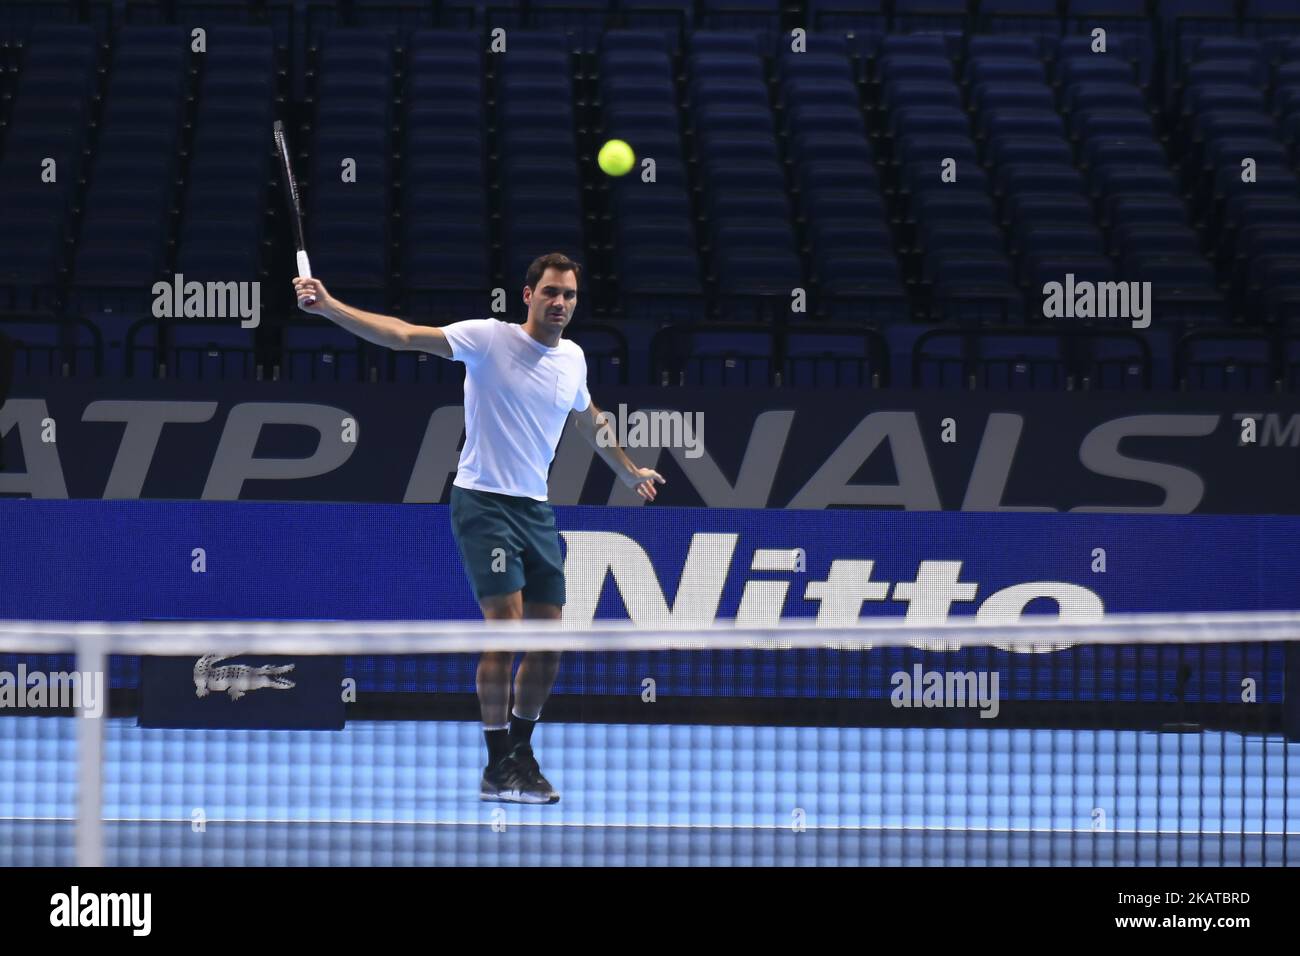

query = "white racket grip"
[[296, 250, 315, 304]]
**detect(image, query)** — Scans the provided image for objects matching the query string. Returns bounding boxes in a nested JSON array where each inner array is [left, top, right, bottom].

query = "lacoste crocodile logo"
[[193, 654, 295, 701]]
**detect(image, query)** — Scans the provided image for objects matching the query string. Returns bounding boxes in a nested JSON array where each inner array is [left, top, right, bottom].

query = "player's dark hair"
[[525, 252, 582, 292]]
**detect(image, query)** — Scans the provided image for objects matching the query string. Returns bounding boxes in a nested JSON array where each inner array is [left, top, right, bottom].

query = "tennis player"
[[293, 253, 663, 804]]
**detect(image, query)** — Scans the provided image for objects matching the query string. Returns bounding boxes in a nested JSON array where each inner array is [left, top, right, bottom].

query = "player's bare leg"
[[515, 601, 562, 720], [476, 592, 560, 803], [476, 591, 520, 728]]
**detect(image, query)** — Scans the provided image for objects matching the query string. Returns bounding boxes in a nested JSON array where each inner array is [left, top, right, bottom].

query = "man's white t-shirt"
[[442, 318, 591, 501]]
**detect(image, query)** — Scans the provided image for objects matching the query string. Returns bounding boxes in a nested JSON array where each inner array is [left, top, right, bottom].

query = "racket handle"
[[296, 250, 316, 305]]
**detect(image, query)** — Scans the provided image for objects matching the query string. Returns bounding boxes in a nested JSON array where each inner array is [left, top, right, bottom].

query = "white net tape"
[[1, 609, 1299, 655]]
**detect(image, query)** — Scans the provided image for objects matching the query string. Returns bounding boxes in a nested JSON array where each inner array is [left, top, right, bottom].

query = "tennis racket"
[[273, 120, 315, 306]]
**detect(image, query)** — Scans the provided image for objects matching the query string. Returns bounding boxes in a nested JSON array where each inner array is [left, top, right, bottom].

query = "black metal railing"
[[1175, 326, 1287, 393], [913, 324, 1153, 391], [651, 320, 890, 387]]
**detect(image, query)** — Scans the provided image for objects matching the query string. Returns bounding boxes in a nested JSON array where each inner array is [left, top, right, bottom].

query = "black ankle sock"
[[485, 728, 511, 765], [509, 713, 537, 746]]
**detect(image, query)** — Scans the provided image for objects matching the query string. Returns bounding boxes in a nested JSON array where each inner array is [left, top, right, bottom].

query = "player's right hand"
[[293, 277, 329, 314]]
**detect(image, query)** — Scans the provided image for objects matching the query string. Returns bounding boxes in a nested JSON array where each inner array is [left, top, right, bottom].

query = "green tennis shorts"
[[449, 484, 566, 607]]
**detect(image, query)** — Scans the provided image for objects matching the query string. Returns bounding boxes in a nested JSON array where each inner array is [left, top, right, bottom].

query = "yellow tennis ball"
[[598, 139, 635, 177]]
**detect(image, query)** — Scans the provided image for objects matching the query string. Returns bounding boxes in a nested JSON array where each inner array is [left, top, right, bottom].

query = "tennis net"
[[0, 612, 1297, 866]]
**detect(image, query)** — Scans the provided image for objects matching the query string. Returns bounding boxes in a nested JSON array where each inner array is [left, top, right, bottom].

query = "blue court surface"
[[1, 718, 1297, 866]]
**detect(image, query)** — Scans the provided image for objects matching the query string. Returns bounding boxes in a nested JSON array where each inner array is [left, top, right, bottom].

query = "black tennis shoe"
[[480, 742, 560, 804]]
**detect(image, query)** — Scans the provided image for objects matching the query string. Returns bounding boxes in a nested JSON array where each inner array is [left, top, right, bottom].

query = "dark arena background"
[[1, 0, 1300, 889]]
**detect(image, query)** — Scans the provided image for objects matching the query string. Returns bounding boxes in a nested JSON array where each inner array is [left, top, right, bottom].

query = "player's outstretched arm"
[[293, 277, 452, 358], [572, 401, 665, 502]]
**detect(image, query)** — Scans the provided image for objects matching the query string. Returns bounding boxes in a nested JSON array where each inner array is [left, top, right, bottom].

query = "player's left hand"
[[622, 467, 665, 502]]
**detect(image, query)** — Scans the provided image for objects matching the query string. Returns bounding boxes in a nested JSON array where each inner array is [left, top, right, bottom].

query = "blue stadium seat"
[[1082, 136, 1167, 168], [617, 251, 707, 324], [995, 163, 1085, 200], [1076, 329, 1155, 390], [979, 0, 1063, 37], [689, 30, 766, 56], [1159, 0, 1238, 46], [1069, 109, 1156, 140], [1066, 0, 1157, 77], [1181, 36, 1263, 76], [601, 29, 673, 54], [163, 322, 260, 382], [529, 0, 611, 49], [1023, 255, 1117, 291], [910, 328, 967, 389], [1188, 57, 1267, 88], [1111, 192, 1193, 246], [715, 251, 803, 299], [389, 345, 466, 386], [566, 325, 629, 385], [913, 192, 999, 225], [896, 132, 979, 166], [880, 33, 957, 57], [779, 46, 855, 78], [806, 189, 888, 222], [921, 221, 1005, 259], [877, 53, 954, 82], [1063, 80, 1146, 113], [1056, 52, 1136, 87], [786, 103, 870, 137], [881, 83, 953, 123], [783, 330, 887, 387], [0, 315, 101, 379], [409, 28, 481, 56], [789, 123, 875, 161], [1248, 254, 1300, 322], [891, 105, 969, 138], [806, 0, 885, 33], [1112, 225, 1202, 261], [621, 0, 693, 53], [893, 0, 969, 33], [986, 136, 1074, 167], [1243, 0, 1300, 40], [981, 108, 1067, 140], [811, 219, 892, 248], [702, 0, 781, 32], [931, 257, 1024, 324], [971, 81, 1056, 112], [1, 316, 62, 377], [278, 323, 373, 383], [1231, 226, 1300, 295], [967, 56, 1048, 85], [652, 326, 775, 386], [1017, 227, 1108, 260], [902, 160, 990, 197], [348, 0, 438, 29], [976, 333, 1067, 390], [797, 159, 879, 191], [1176, 331, 1278, 390], [1090, 164, 1177, 199]]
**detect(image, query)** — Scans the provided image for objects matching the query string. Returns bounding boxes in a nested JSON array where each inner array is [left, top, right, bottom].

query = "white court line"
[[2, 816, 1296, 836]]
